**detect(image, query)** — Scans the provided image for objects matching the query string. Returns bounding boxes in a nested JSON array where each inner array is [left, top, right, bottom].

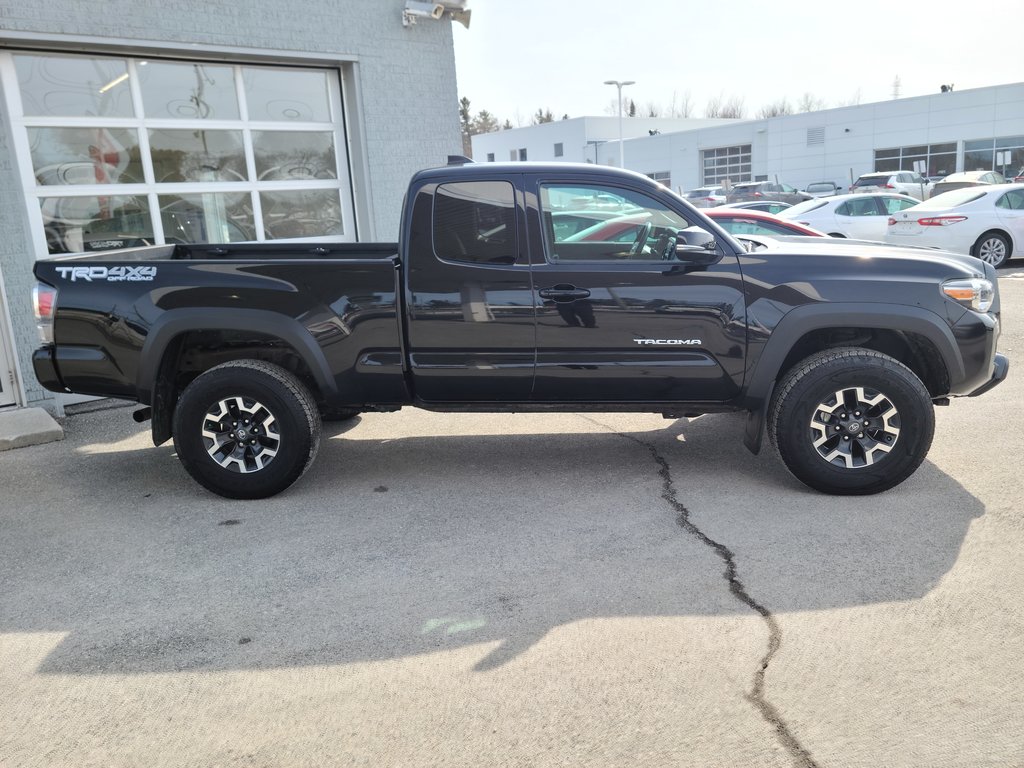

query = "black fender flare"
[[139, 309, 337, 445], [742, 302, 961, 454]]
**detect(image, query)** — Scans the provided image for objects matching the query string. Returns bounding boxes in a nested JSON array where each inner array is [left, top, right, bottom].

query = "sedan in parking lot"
[[929, 170, 1006, 197], [718, 200, 792, 214], [884, 184, 1024, 267], [683, 186, 727, 208], [725, 181, 812, 206], [804, 181, 844, 198], [779, 193, 919, 240]]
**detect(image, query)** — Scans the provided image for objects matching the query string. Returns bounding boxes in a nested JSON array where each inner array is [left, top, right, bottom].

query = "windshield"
[[912, 188, 988, 209], [853, 176, 887, 187]]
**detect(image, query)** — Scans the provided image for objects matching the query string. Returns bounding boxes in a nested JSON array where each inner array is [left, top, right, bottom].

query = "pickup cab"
[[32, 161, 1008, 498]]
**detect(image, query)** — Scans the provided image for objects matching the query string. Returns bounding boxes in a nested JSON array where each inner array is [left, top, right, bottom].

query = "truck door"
[[527, 176, 746, 402], [404, 177, 536, 402]]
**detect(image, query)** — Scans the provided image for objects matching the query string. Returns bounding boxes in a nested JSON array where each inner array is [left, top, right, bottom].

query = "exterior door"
[[527, 177, 746, 403], [404, 177, 537, 402]]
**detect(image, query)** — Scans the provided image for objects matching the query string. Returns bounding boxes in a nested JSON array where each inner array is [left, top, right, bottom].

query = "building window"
[[874, 143, 956, 178], [6, 51, 354, 254], [518, 148, 528, 161], [964, 136, 1024, 176], [554, 142, 563, 158], [647, 171, 671, 187], [486, 152, 495, 162], [509, 149, 517, 161], [701, 144, 752, 186]]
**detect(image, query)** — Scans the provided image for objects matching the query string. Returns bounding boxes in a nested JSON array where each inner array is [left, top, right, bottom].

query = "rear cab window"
[[432, 180, 519, 265]]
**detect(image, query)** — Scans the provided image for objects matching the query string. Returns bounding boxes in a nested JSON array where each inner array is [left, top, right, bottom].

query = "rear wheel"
[[173, 360, 321, 499], [769, 348, 934, 495], [971, 231, 1010, 268]]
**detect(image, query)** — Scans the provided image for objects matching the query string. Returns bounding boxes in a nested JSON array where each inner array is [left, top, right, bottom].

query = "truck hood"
[[741, 235, 988, 280]]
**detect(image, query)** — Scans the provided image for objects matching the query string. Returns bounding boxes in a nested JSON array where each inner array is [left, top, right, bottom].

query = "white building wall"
[[471, 117, 738, 164], [585, 83, 1024, 193]]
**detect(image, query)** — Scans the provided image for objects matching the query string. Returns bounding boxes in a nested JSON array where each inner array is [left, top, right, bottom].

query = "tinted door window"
[[996, 190, 1024, 209], [837, 197, 882, 216], [433, 181, 518, 264], [881, 197, 917, 214]]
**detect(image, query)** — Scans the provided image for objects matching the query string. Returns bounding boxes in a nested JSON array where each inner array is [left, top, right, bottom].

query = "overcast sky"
[[452, 0, 1024, 125]]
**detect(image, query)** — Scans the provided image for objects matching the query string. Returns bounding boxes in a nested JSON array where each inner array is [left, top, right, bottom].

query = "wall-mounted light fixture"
[[403, 1, 471, 28]]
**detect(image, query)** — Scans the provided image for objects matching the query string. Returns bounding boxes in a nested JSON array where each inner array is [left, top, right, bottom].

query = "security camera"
[[402, 0, 471, 28], [402, 1, 445, 26]]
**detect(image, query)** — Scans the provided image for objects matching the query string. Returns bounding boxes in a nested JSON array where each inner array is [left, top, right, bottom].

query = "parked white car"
[[779, 193, 919, 240], [683, 186, 726, 208], [850, 171, 932, 200], [884, 184, 1024, 268]]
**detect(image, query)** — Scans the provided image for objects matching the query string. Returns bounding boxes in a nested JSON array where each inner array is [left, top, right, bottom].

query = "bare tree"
[[836, 88, 862, 107], [757, 98, 792, 119], [668, 90, 693, 118], [704, 94, 723, 118], [796, 92, 827, 112], [644, 101, 661, 118], [720, 95, 746, 119]]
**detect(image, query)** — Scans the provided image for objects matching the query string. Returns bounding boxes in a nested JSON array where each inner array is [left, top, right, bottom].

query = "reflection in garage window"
[[39, 195, 152, 253], [8, 52, 353, 253], [148, 129, 248, 183], [260, 189, 342, 239], [28, 127, 144, 186]]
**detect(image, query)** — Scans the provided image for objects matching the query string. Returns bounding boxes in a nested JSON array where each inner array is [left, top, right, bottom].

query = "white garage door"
[[1, 51, 356, 257]]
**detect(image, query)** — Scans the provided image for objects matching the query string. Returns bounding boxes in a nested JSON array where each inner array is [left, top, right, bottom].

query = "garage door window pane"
[[159, 192, 255, 243], [243, 68, 331, 122], [139, 61, 240, 120], [15, 54, 134, 118], [149, 129, 248, 183], [40, 195, 151, 253], [260, 189, 342, 239], [252, 131, 337, 180], [28, 127, 143, 185]]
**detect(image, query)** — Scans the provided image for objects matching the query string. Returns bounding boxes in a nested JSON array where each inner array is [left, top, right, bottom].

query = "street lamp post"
[[604, 79, 635, 168]]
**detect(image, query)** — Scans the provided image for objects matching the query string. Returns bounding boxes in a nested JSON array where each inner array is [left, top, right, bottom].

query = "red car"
[[564, 209, 826, 247], [705, 209, 826, 237]]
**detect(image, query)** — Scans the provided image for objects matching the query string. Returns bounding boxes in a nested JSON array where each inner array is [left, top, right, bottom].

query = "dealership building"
[[0, 0, 462, 415], [471, 83, 1024, 195]]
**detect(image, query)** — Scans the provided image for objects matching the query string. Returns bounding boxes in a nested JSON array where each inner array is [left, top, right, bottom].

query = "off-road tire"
[[173, 360, 321, 499], [768, 348, 934, 495]]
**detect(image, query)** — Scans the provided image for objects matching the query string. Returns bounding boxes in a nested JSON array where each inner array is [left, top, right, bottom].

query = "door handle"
[[538, 285, 591, 302]]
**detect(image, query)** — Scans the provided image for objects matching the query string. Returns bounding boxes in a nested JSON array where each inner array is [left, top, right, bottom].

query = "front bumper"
[[968, 352, 1009, 397]]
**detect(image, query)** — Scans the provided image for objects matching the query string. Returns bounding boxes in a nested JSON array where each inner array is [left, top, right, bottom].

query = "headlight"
[[942, 278, 994, 313]]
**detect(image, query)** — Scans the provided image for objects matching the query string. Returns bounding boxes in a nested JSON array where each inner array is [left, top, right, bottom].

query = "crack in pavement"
[[579, 416, 821, 768]]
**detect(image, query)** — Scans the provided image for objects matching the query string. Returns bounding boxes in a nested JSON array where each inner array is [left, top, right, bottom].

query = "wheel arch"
[[741, 303, 962, 454], [140, 309, 336, 445]]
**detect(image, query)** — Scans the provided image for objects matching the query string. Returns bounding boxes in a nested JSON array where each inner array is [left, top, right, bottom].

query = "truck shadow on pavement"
[[0, 410, 983, 676]]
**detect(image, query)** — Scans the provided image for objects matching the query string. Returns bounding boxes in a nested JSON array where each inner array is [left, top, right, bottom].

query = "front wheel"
[[173, 360, 321, 499], [768, 348, 934, 495]]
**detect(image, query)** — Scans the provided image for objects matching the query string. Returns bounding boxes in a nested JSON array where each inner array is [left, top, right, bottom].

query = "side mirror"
[[674, 227, 720, 265]]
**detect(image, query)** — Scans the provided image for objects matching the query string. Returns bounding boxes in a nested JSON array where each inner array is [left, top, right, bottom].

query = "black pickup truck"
[[32, 162, 1007, 498]]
